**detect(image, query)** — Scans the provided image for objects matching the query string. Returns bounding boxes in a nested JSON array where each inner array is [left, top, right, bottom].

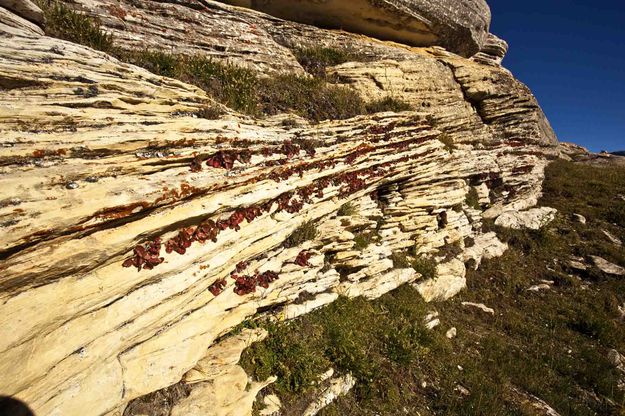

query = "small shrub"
[[353, 232, 375, 250], [390, 251, 411, 269], [284, 221, 318, 248], [39, 1, 114, 52], [196, 105, 225, 120], [337, 202, 357, 217], [365, 97, 412, 114], [259, 74, 366, 122], [438, 133, 456, 152], [412, 256, 437, 280], [124, 50, 179, 78], [295, 47, 349, 77], [465, 186, 481, 209], [294, 47, 362, 78]]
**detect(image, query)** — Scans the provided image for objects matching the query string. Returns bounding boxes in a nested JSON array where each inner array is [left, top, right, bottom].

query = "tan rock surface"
[[0, 2, 559, 414]]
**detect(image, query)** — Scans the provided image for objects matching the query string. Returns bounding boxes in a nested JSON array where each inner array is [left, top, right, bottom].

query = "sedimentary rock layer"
[[219, 0, 492, 57], [0, 1, 556, 415]]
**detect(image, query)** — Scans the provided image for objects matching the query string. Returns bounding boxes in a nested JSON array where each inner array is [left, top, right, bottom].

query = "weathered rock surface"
[[0, 1, 558, 414], [591, 256, 625, 276], [0, 0, 43, 24], [220, 0, 493, 58], [495, 207, 557, 230]]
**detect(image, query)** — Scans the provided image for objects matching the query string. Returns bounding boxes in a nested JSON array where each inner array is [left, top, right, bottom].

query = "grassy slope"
[[240, 160, 625, 415]]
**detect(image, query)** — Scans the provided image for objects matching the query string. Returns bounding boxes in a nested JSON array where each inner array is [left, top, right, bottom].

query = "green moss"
[[38, 1, 114, 52]]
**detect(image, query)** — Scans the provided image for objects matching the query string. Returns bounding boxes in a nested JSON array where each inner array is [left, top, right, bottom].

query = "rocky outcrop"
[[0, 1, 557, 415], [220, 0, 493, 58]]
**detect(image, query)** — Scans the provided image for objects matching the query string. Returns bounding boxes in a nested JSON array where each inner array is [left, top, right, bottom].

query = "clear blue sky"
[[489, 0, 625, 152]]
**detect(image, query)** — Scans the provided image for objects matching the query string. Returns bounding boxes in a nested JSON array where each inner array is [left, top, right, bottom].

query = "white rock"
[[445, 327, 457, 339], [461, 301, 494, 314], [591, 256, 625, 276], [572, 214, 586, 224], [302, 374, 356, 416], [527, 284, 551, 292], [603, 230, 622, 246], [494, 207, 557, 230], [260, 394, 281, 416], [425, 318, 441, 330], [415, 259, 467, 302]]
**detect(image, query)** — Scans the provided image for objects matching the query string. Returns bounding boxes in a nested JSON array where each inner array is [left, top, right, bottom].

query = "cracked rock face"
[[0, 1, 557, 415], [220, 0, 493, 57]]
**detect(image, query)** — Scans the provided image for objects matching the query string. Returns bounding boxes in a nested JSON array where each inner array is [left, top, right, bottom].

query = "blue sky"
[[489, 0, 625, 152]]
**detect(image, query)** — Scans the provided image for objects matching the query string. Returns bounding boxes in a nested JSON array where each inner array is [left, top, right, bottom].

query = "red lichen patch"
[[294, 250, 311, 267], [122, 238, 164, 270], [231, 270, 279, 296], [208, 278, 227, 296]]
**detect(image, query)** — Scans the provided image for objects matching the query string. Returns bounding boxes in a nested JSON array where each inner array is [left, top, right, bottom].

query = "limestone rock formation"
[[0, 0, 558, 415], [220, 0, 493, 58]]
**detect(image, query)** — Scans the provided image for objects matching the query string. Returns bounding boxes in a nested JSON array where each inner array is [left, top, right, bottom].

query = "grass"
[[284, 221, 318, 249], [353, 231, 376, 250], [365, 97, 412, 113], [241, 160, 625, 415], [390, 251, 438, 280], [38, 0, 114, 52], [337, 202, 357, 217], [294, 47, 368, 78]]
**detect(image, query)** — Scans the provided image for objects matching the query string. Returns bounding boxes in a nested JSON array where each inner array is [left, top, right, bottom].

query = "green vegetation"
[[242, 160, 625, 415], [284, 221, 318, 248], [465, 186, 481, 209], [411, 255, 438, 280], [337, 202, 357, 217], [365, 96, 412, 113], [38, 6, 414, 121], [195, 104, 225, 120], [38, 0, 114, 52], [240, 288, 446, 413], [439, 133, 456, 152], [390, 251, 438, 280], [294, 47, 367, 78], [353, 231, 376, 250]]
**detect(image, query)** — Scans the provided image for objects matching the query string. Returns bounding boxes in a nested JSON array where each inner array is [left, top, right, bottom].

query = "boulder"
[[495, 207, 557, 230]]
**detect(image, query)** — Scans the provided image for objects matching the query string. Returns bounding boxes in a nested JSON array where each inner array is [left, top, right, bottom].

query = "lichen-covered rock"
[[0, 1, 559, 414]]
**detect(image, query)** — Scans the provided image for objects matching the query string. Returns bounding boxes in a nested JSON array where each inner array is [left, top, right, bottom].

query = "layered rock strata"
[[0, 1, 556, 415], [219, 0, 493, 58]]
